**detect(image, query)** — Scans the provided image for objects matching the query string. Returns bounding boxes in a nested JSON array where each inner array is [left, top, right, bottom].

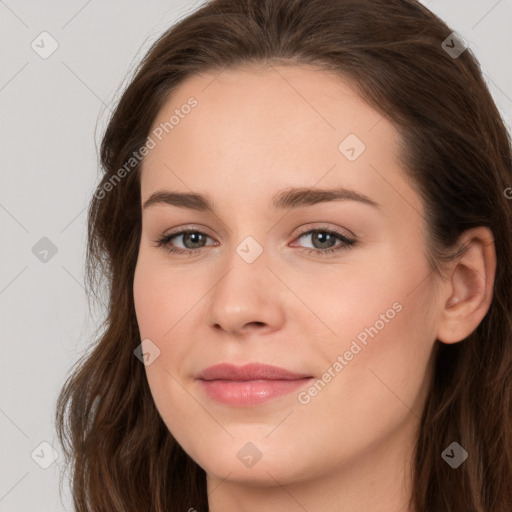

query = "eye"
[[291, 225, 357, 256], [153, 225, 357, 257], [154, 229, 216, 255]]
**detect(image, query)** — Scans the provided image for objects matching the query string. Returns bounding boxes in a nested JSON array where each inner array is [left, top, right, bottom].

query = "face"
[[133, 64, 442, 489]]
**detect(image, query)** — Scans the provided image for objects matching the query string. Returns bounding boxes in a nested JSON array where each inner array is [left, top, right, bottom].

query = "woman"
[[55, 0, 512, 510]]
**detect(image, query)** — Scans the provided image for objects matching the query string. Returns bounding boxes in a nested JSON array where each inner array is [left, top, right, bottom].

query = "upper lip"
[[197, 363, 312, 381]]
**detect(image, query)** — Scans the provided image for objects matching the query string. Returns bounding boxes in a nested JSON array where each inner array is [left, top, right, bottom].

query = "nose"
[[206, 246, 286, 337]]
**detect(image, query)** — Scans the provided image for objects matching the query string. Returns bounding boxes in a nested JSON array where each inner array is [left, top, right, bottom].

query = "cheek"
[[286, 298, 435, 479], [133, 253, 197, 339], [303, 266, 437, 440], [303, 244, 436, 411], [133, 254, 206, 421], [294, 243, 434, 360]]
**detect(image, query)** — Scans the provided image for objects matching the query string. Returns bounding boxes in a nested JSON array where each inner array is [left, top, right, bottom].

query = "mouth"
[[196, 362, 314, 406]]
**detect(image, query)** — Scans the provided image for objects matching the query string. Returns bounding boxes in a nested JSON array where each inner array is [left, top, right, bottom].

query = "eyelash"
[[153, 225, 357, 257]]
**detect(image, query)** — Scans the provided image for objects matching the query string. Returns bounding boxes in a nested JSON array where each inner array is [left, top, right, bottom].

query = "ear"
[[436, 227, 496, 344]]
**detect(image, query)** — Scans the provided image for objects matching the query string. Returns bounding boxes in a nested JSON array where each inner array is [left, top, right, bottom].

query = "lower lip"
[[198, 378, 313, 406]]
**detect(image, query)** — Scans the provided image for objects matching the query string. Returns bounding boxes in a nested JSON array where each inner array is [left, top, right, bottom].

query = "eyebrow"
[[142, 186, 381, 212]]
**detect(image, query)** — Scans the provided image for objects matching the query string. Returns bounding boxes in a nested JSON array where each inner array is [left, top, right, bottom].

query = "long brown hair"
[[54, 0, 512, 510]]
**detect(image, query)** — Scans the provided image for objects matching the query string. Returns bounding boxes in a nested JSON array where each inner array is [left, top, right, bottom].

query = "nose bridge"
[[215, 231, 269, 305], [218, 207, 273, 268]]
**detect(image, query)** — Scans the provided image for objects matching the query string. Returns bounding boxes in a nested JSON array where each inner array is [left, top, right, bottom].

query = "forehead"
[[139, 64, 422, 218], [146, 64, 388, 154]]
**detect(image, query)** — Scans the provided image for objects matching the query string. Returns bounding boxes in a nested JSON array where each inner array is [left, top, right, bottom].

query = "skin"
[[132, 63, 496, 512]]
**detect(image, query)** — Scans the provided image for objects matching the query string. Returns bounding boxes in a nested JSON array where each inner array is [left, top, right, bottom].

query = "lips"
[[196, 362, 311, 381], [195, 363, 314, 406]]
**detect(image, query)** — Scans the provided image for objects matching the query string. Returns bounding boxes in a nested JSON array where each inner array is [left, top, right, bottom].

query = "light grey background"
[[1, 1, 511, 510]]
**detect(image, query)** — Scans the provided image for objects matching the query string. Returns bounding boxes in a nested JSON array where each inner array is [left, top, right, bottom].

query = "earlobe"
[[436, 227, 496, 344]]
